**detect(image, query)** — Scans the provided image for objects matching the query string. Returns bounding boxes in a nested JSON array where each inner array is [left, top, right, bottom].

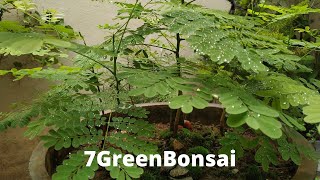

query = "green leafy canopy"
[[1, 0, 320, 178]]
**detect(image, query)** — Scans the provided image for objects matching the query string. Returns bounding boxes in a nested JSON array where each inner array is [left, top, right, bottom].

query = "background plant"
[[0, 0, 79, 64]]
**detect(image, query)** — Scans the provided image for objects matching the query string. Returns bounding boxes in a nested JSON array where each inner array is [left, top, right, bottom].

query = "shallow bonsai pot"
[[29, 102, 317, 180]]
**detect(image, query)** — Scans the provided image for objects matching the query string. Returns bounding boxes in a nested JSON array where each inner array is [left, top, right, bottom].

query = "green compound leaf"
[[106, 133, 158, 156], [52, 149, 98, 180], [227, 113, 282, 139], [109, 117, 155, 137], [219, 131, 258, 159], [41, 127, 103, 150], [255, 73, 320, 108], [122, 68, 212, 114], [217, 87, 282, 138], [284, 127, 320, 162], [277, 135, 301, 165], [115, 105, 149, 119], [255, 137, 278, 171]]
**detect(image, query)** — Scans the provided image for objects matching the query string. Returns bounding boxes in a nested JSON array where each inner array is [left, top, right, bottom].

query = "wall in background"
[[33, 0, 231, 45]]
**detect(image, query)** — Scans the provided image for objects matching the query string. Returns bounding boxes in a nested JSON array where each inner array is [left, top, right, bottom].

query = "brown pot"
[[28, 102, 317, 180]]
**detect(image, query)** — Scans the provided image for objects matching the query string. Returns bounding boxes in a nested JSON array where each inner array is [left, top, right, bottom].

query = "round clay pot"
[[29, 102, 317, 180]]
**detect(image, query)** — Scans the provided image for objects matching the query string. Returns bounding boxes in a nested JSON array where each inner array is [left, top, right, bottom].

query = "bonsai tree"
[[118, 0, 320, 171], [0, 0, 320, 179]]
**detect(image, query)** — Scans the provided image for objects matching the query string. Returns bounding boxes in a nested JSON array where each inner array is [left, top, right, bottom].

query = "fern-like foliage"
[[219, 130, 258, 159], [254, 137, 279, 171], [219, 128, 319, 172], [252, 73, 320, 126], [277, 135, 301, 165], [251, 2, 320, 26], [161, 6, 310, 72], [41, 128, 104, 150], [203, 72, 282, 138], [254, 73, 320, 108], [114, 104, 149, 119], [119, 67, 212, 113], [0, 106, 37, 131], [105, 148, 144, 180], [52, 148, 99, 180], [25, 98, 156, 180]]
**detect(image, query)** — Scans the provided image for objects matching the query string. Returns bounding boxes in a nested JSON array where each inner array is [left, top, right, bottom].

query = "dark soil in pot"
[[41, 103, 308, 180]]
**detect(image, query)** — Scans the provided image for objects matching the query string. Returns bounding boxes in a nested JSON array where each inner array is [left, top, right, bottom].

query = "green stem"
[[176, 33, 182, 76], [186, 0, 196, 6], [172, 33, 184, 136], [112, 34, 120, 105], [23, 11, 41, 23], [115, 0, 139, 54], [0, 8, 4, 21], [219, 109, 226, 135], [160, 31, 176, 50], [173, 108, 182, 136], [102, 111, 113, 150], [112, 0, 139, 105]]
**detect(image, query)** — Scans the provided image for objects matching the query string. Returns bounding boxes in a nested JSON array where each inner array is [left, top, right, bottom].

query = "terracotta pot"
[[28, 102, 317, 180]]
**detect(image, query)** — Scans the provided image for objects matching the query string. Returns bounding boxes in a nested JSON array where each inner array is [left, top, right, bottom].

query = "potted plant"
[[1, 0, 320, 179]]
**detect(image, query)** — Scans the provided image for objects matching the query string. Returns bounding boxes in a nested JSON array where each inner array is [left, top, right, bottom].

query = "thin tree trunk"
[[219, 109, 226, 135]]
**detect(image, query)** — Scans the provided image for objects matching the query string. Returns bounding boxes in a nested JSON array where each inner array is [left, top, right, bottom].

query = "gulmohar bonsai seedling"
[[1, 0, 320, 179]]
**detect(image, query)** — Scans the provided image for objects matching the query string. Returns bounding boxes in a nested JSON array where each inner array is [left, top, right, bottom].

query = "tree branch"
[[186, 0, 196, 6]]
